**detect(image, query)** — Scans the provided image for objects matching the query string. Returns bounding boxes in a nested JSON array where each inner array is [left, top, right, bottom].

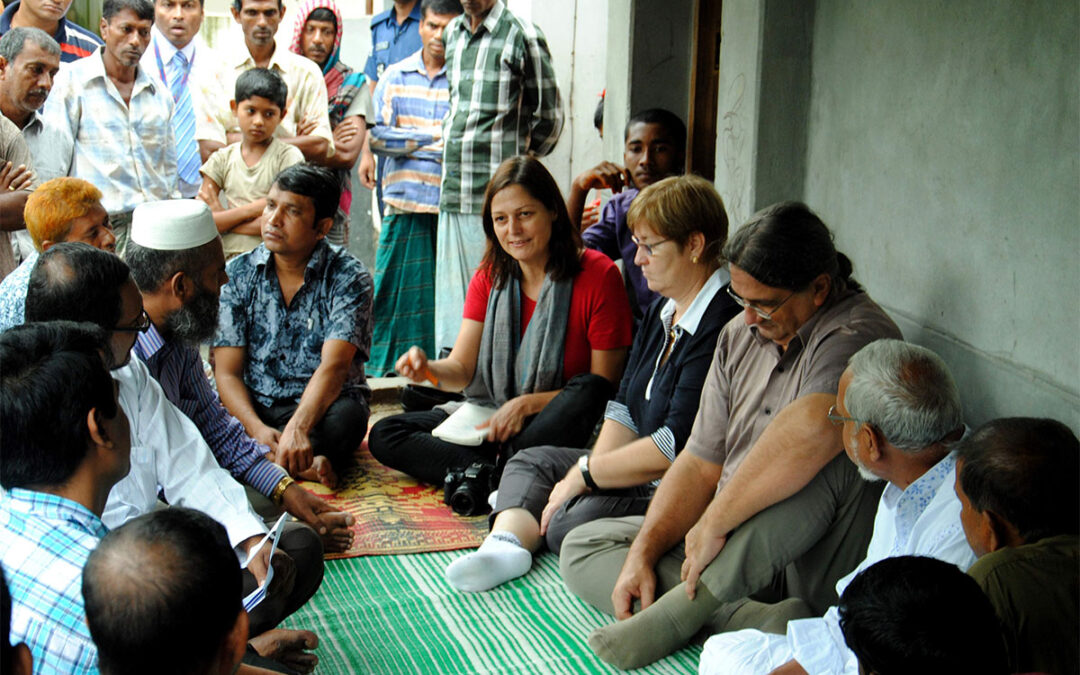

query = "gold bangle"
[[270, 475, 296, 505]]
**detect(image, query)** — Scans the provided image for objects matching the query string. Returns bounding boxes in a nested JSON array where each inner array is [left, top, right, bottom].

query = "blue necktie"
[[169, 50, 200, 192]]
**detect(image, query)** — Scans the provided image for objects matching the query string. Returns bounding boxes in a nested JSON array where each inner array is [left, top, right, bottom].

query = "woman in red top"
[[369, 156, 633, 496]]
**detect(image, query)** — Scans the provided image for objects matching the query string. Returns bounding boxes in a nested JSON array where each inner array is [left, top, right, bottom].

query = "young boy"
[[198, 68, 304, 258]]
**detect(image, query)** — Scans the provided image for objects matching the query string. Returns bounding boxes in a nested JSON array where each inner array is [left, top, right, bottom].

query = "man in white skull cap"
[[119, 201, 341, 669], [125, 200, 355, 555]]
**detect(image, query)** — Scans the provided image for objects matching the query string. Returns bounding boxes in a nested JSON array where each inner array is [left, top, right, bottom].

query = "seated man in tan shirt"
[[560, 201, 902, 669]]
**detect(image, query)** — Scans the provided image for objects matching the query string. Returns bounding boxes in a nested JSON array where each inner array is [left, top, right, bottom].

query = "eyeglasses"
[[726, 286, 796, 321], [630, 235, 672, 257], [826, 404, 861, 427], [114, 309, 152, 334]]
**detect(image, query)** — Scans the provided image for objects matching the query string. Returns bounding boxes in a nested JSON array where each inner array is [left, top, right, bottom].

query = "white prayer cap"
[[130, 200, 218, 251]]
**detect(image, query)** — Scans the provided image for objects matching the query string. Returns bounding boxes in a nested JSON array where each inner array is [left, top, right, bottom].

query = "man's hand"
[[611, 554, 659, 620], [580, 198, 602, 229], [573, 161, 630, 195], [280, 483, 355, 553], [296, 112, 319, 137], [241, 534, 297, 600], [539, 466, 589, 536], [249, 629, 319, 674], [276, 423, 315, 476], [477, 396, 532, 443], [680, 514, 729, 600], [357, 146, 376, 189], [252, 423, 282, 454], [0, 161, 33, 192], [334, 116, 362, 145]]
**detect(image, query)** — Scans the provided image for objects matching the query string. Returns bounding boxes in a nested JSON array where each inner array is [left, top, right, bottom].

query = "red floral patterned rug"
[[299, 440, 488, 560]]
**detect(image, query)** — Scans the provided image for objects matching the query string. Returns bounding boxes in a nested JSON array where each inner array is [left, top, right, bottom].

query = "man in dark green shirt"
[[956, 417, 1079, 675]]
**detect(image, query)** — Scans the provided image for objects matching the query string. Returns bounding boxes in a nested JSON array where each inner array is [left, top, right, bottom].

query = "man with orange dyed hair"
[[0, 176, 115, 331]]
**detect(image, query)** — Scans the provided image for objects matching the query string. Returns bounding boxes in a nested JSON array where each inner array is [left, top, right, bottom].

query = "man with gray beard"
[[125, 199, 356, 559]]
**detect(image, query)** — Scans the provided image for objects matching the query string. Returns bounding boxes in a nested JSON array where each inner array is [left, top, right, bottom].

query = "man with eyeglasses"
[[699, 338, 973, 674], [561, 201, 902, 669], [21, 243, 318, 673]]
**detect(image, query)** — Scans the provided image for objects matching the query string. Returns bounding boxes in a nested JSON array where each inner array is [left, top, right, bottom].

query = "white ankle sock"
[[445, 531, 532, 592]]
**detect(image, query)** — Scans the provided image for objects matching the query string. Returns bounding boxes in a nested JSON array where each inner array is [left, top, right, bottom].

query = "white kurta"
[[104, 356, 266, 550]]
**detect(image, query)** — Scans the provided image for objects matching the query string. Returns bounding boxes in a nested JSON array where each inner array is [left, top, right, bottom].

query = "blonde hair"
[[627, 174, 728, 266], [23, 178, 103, 251]]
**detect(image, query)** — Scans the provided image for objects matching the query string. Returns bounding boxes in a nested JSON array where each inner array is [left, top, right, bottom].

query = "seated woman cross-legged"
[[444, 174, 741, 592], [367, 156, 633, 496]]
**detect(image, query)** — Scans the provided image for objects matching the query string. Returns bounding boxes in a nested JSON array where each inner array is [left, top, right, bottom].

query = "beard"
[[848, 436, 884, 483], [164, 286, 220, 346]]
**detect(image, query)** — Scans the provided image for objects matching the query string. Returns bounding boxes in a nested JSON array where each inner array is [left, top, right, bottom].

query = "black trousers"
[[253, 394, 370, 470], [368, 373, 615, 487]]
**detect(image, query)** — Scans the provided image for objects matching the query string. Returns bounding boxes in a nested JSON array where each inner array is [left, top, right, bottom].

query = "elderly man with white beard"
[[699, 338, 976, 675]]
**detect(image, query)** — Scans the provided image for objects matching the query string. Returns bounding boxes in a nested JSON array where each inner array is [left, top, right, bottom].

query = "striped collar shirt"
[[34, 47, 178, 215], [0, 489, 107, 675], [133, 323, 289, 497], [440, 0, 563, 213], [141, 27, 217, 197], [371, 49, 449, 214]]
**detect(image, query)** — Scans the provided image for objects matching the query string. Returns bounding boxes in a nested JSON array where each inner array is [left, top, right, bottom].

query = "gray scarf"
[[443, 272, 573, 412]]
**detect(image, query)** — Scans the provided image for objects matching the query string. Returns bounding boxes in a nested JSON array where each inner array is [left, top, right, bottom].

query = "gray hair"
[[845, 339, 962, 451], [0, 27, 61, 62], [124, 238, 217, 293]]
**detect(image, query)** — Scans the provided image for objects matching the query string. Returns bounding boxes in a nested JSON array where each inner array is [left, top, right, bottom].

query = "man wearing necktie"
[[141, 0, 212, 198]]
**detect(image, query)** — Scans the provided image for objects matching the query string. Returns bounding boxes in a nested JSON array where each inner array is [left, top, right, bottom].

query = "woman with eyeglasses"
[[368, 156, 634, 498], [443, 174, 741, 593]]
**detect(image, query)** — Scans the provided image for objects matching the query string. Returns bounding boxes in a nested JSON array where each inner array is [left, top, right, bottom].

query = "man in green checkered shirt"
[[433, 0, 563, 351]]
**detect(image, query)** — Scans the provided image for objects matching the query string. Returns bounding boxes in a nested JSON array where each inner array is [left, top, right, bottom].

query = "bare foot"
[[319, 511, 355, 553], [249, 628, 319, 674], [296, 455, 338, 489]]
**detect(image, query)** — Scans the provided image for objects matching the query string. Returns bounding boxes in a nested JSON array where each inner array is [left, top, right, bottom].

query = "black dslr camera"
[[443, 462, 497, 516]]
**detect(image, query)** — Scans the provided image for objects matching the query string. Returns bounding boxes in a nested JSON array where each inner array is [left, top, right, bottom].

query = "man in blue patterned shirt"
[[0, 321, 130, 675], [214, 163, 373, 490], [125, 199, 355, 555]]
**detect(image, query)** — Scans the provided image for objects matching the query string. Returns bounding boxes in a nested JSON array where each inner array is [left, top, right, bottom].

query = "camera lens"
[[449, 486, 477, 515]]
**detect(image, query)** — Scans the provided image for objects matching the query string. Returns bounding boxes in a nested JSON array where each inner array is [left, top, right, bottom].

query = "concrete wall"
[[716, 0, 1080, 431], [713, 0, 765, 226], [603, 0, 696, 163]]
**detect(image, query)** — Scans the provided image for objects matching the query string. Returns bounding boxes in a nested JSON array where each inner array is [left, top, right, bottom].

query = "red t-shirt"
[[463, 248, 633, 380]]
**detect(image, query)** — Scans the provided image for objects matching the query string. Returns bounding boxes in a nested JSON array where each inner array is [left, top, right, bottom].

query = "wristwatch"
[[578, 454, 599, 490]]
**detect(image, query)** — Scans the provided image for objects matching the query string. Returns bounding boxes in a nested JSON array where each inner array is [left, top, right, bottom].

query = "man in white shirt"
[[23, 242, 325, 647], [196, 0, 333, 163], [140, 0, 221, 197], [697, 338, 976, 675]]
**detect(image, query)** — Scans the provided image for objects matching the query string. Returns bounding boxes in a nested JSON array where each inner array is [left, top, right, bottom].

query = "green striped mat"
[[283, 551, 701, 674]]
